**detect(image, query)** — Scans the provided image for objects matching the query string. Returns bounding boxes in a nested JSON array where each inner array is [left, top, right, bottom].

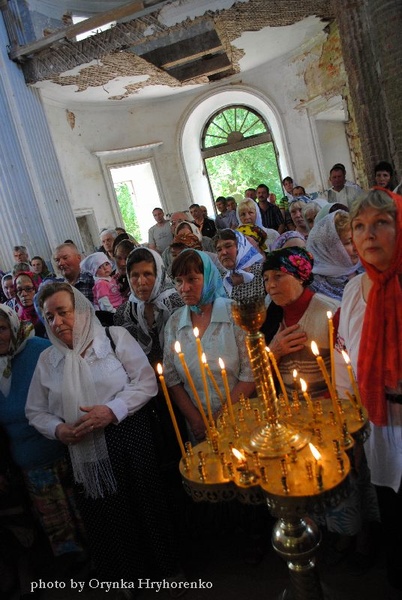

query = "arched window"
[[200, 105, 282, 200]]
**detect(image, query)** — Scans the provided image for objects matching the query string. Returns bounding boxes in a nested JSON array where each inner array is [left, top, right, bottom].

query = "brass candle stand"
[[177, 299, 369, 600]]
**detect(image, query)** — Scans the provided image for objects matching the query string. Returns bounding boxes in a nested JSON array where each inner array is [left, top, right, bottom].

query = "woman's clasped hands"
[[55, 405, 116, 445]]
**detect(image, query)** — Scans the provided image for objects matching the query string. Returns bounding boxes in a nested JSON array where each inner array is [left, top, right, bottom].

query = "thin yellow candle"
[[266, 346, 290, 409], [309, 442, 324, 489], [327, 311, 335, 388], [293, 369, 298, 393], [300, 378, 314, 416], [311, 341, 342, 426], [156, 363, 186, 459], [341, 350, 363, 408], [202, 353, 224, 406], [174, 341, 211, 437], [193, 328, 213, 426], [219, 357, 236, 427]]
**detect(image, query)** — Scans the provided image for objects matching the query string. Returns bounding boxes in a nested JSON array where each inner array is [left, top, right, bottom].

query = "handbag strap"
[[104, 326, 116, 353]]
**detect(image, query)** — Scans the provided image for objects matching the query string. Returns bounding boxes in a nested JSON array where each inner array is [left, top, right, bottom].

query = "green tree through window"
[[114, 182, 142, 242], [201, 106, 282, 201]]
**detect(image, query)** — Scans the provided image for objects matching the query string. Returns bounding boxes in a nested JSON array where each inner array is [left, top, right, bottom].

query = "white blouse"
[[336, 274, 402, 492], [26, 326, 158, 440]]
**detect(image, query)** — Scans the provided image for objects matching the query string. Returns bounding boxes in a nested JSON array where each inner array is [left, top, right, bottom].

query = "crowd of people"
[[0, 160, 401, 599]]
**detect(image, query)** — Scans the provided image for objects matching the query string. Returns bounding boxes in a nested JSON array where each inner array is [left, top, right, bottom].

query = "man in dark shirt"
[[256, 184, 285, 233], [189, 203, 217, 238], [53, 243, 94, 304]]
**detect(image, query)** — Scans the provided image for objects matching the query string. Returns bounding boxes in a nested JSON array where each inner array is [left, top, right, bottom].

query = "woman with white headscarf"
[[26, 283, 181, 591], [114, 247, 184, 368], [0, 304, 86, 563], [214, 229, 265, 301], [306, 210, 361, 300]]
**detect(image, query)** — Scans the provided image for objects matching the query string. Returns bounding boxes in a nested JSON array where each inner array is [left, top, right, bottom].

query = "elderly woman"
[[214, 229, 265, 301], [114, 247, 184, 368], [0, 305, 85, 565], [288, 199, 310, 238], [306, 210, 360, 300], [261, 247, 339, 398], [336, 188, 402, 595], [236, 198, 279, 250], [14, 271, 46, 337], [26, 283, 180, 589], [164, 250, 255, 442]]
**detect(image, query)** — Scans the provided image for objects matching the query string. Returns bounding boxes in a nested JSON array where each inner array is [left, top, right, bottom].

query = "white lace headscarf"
[[40, 285, 116, 499], [127, 247, 177, 355], [0, 304, 34, 396]]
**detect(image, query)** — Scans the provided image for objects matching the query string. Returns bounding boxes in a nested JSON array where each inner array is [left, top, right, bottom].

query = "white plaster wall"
[[41, 37, 343, 240]]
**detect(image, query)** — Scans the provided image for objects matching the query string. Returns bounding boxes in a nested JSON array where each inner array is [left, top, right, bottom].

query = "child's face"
[[96, 262, 112, 277]]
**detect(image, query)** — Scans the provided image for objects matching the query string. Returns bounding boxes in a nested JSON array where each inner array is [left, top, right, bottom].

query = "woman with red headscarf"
[[336, 188, 402, 595], [14, 271, 46, 337]]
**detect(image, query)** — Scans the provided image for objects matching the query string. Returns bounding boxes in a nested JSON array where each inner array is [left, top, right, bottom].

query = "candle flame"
[[311, 341, 319, 356], [174, 341, 181, 354], [309, 442, 322, 461], [266, 346, 270, 353], [293, 369, 298, 378], [327, 311, 333, 319], [156, 363, 163, 375], [193, 327, 199, 338], [201, 352, 207, 364], [300, 378, 307, 393], [218, 357, 225, 369], [341, 350, 350, 365], [232, 448, 246, 461]]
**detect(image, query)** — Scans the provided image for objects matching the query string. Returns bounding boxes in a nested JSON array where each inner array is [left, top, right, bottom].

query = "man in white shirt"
[[325, 163, 362, 208]]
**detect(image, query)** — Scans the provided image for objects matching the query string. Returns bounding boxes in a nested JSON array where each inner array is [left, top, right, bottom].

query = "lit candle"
[[266, 346, 290, 409], [293, 369, 298, 393], [327, 311, 335, 387], [174, 341, 211, 437], [311, 341, 341, 427], [219, 357, 236, 427], [341, 350, 363, 408], [299, 378, 314, 416], [202, 352, 224, 409], [199, 352, 214, 425], [193, 329, 214, 426], [156, 363, 186, 459], [232, 447, 249, 471], [309, 442, 324, 490]]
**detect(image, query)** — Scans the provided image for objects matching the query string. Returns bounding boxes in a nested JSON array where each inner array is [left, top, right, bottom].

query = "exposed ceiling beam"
[[5, 0, 170, 61]]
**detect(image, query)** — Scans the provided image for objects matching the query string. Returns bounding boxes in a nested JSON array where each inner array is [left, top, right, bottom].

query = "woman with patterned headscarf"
[[261, 247, 340, 398], [163, 249, 255, 442], [0, 304, 86, 565]]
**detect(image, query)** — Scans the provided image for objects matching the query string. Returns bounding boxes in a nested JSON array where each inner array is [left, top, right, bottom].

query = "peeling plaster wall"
[[41, 27, 353, 238]]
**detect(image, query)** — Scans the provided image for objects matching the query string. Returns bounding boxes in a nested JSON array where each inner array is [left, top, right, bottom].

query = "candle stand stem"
[[272, 515, 324, 600]]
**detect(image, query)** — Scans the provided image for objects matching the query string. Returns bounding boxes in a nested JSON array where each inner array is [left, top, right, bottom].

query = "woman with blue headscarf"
[[163, 250, 255, 441]]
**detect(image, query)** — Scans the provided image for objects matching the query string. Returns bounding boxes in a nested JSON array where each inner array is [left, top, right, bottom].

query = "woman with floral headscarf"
[[261, 247, 339, 398], [163, 250, 255, 441], [0, 304, 86, 564]]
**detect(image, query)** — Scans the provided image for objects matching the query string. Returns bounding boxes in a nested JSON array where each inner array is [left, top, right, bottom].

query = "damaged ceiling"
[[1, 0, 334, 104]]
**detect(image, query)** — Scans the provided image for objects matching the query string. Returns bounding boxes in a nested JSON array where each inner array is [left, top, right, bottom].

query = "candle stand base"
[[272, 515, 324, 600]]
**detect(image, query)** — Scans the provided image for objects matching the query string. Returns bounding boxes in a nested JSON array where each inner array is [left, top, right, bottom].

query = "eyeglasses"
[[16, 286, 35, 295]]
